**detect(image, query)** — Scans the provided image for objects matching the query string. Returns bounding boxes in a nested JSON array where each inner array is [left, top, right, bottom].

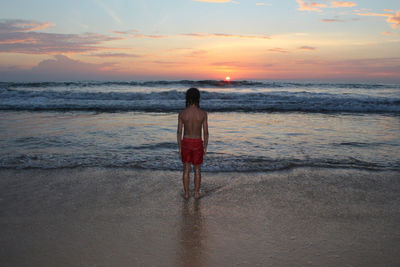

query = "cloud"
[[321, 18, 344, 22], [116, 30, 269, 40], [182, 32, 270, 39], [0, 19, 55, 33], [330, 1, 356, 8], [335, 57, 400, 76], [387, 11, 400, 28], [0, 54, 119, 81], [298, 46, 316, 50], [213, 33, 270, 39], [185, 50, 208, 57], [87, 52, 142, 58], [113, 29, 168, 39], [182, 33, 208, 38], [268, 46, 316, 53], [281, 57, 400, 82], [0, 19, 121, 54], [356, 11, 400, 29], [297, 0, 326, 12], [112, 30, 138, 35], [297, 1, 356, 12], [152, 60, 186, 66], [268, 48, 290, 53], [356, 12, 390, 17], [130, 34, 168, 39], [256, 2, 271, 6], [32, 54, 113, 72]]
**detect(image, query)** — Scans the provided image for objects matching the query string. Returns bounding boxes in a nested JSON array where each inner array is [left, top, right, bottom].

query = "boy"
[[177, 88, 209, 199]]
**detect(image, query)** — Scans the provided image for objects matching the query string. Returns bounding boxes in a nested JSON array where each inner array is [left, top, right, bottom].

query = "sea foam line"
[[1, 89, 399, 113]]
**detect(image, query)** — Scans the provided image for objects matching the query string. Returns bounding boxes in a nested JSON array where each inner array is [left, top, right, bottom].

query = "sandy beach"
[[1, 167, 399, 266]]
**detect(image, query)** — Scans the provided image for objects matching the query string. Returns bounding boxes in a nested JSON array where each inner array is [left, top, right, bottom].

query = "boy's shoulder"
[[196, 107, 207, 114], [197, 107, 207, 117], [180, 106, 207, 112], [179, 107, 207, 117], [201, 108, 207, 117], [179, 108, 188, 116]]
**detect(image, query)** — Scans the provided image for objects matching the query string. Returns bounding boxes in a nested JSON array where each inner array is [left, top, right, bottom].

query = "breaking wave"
[[1, 87, 399, 113]]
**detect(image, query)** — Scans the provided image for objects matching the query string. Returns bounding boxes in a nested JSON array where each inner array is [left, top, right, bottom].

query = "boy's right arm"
[[177, 112, 183, 155]]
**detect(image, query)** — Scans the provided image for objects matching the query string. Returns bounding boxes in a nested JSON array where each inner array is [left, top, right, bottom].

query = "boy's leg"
[[183, 163, 191, 199], [194, 164, 201, 199]]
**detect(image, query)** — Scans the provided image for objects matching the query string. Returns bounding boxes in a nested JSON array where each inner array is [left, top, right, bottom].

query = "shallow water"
[[0, 111, 399, 171]]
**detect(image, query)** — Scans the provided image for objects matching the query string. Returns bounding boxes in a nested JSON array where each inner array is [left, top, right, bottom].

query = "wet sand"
[[1, 167, 399, 266]]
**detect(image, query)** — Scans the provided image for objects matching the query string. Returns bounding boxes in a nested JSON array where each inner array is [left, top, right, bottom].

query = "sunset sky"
[[0, 0, 399, 82]]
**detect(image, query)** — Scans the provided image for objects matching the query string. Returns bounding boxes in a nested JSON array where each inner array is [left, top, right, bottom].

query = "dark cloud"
[[0, 19, 122, 54], [0, 55, 118, 81], [293, 57, 400, 81], [321, 18, 344, 23], [32, 54, 113, 71], [87, 52, 142, 58], [0, 19, 55, 33], [298, 46, 316, 50]]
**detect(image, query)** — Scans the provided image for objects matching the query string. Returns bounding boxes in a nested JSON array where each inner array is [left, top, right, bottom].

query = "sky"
[[0, 0, 399, 82]]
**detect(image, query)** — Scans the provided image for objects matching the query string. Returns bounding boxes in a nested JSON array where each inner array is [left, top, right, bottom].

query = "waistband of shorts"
[[182, 137, 202, 142]]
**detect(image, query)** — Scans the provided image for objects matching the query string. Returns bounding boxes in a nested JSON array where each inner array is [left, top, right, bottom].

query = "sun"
[[225, 76, 231, 81]]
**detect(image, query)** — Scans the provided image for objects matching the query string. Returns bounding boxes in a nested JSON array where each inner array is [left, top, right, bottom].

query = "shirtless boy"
[[177, 88, 209, 199]]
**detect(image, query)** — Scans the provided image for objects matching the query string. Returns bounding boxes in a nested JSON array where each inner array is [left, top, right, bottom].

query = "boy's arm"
[[177, 112, 183, 155], [203, 112, 209, 155]]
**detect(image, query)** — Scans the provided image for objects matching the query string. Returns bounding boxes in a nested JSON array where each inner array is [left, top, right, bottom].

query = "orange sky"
[[0, 0, 399, 82]]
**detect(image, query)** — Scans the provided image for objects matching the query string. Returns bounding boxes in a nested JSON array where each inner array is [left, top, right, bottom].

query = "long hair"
[[185, 87, 200, 107]]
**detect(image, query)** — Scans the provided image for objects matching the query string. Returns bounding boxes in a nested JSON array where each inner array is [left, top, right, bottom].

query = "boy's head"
[[186, 87, 200, 107]]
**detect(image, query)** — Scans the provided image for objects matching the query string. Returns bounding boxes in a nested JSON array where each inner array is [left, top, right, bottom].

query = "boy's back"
[[179, 106, 207, 139]]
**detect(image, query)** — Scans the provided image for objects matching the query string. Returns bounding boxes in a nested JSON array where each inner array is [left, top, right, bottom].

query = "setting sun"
[[225, 76, 231, 81]]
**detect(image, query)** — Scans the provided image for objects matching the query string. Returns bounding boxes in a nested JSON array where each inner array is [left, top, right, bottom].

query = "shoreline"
[[1, 164, 398, 173], [1, 167, 399, 266]]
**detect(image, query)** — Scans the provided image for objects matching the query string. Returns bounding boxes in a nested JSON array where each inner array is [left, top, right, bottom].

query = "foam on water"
[[1, 150, 397, 171], [1, 87, 399, 113]]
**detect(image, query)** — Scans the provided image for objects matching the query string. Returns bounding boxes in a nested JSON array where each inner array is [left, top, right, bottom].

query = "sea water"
[[0, 80, 399, 171]]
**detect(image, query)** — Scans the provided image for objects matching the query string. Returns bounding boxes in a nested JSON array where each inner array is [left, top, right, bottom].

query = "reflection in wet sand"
[[178, 200, 205, 267]]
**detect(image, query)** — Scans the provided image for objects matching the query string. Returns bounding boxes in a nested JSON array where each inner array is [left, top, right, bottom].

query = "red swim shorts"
[[181, 137, 204, 165]]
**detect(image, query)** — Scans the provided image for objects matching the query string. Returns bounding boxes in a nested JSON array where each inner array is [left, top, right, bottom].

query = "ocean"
[[0, 80, 399, 172]]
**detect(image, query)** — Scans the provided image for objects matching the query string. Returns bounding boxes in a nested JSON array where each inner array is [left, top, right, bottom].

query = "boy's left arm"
[[202, 112, 209, 156]]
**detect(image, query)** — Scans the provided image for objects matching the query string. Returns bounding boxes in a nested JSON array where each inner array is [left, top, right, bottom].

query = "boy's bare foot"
[[194, 192, 201, 199], [184, 192, 190, 200]]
